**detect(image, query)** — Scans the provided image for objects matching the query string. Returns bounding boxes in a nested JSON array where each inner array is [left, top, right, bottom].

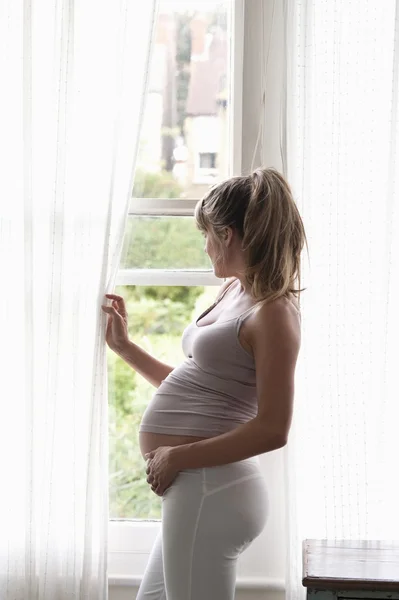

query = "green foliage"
[[132, 169, 183, 199], [108, 332, 185, 519], [128, 287, 201, 336], [121, 216, 210, 270]]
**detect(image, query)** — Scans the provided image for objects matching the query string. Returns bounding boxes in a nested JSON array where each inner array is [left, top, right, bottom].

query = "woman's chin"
[[212, 264, 220, 278], [213, 265, 226, 279]]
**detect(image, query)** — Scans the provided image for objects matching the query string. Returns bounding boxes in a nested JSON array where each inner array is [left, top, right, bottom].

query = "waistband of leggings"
[[179, 454, 261, 476]]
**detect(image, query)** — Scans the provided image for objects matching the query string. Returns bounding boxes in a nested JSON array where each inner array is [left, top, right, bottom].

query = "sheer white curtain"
[[0, 1, 156, 598], [283, 1, 399, 598]]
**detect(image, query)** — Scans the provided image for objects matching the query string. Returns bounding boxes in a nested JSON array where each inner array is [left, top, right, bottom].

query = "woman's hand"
[[101, 294, 130, 352], [145, 447, 179, 496]]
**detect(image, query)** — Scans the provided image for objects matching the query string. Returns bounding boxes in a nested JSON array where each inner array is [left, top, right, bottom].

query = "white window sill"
[[108, 574, 285, 592], [115, 268, 221, 286]]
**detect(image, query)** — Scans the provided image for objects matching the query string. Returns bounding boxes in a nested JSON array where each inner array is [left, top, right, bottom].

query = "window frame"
[[119, 198, 221, 286]]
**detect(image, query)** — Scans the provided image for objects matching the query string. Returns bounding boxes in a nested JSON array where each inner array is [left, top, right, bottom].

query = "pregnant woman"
[[102, 168, 306, 600]]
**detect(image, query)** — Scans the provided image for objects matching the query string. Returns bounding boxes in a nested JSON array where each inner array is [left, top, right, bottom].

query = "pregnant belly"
[[139, 431, 209, 459]]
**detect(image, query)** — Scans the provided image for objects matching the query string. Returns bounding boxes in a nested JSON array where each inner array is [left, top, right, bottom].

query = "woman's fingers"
[[101, 305, 117, 315], [105, 294, 125, 306], [105, 294, 123, 300], [105, 294, 127, 317], [154, 484, 163, 496], [101, 306, 125, 326], [102, 300, 122, 319], [150, 480, 162, 496]]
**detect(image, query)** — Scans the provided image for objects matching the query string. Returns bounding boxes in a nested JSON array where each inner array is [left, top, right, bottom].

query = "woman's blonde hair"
[[195, 168, 307, 303]]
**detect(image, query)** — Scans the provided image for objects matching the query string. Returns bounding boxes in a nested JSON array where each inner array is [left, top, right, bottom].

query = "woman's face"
[[204, 229, 226, 278], [204, 225, 247, 280]]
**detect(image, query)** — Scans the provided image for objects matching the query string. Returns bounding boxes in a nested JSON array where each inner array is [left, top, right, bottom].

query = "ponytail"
[[195, 168, 307, 303]]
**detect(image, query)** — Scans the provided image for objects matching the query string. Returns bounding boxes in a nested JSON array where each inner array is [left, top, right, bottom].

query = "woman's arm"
[[103, 281, 234, 388], [145, 298, 301, 493], [114, 340, 174, 388], [102, 294, 174, 388]]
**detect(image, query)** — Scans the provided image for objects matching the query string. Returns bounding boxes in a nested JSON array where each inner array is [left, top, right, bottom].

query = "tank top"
[[139, 282, 259, 438]]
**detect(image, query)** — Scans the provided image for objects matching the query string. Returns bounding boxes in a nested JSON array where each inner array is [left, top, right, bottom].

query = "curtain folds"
[[0, 1, 156, 598], [283, 1, 399, 598]]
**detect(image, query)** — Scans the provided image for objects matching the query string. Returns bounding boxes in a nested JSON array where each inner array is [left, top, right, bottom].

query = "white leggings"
[[136, 457, 268, 600]]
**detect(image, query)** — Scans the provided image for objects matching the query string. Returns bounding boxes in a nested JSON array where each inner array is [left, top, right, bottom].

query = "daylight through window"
[[109, 0, 232, 520]]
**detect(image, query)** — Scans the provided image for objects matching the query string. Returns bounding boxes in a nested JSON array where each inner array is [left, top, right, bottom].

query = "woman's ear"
[[222, 227, 234, 247]]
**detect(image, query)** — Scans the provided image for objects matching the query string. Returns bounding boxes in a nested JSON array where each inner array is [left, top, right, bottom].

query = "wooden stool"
[[302, 539, 399, 599]]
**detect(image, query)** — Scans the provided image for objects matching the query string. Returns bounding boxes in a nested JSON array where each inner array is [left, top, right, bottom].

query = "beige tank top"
[[139, 284, 258, 438]]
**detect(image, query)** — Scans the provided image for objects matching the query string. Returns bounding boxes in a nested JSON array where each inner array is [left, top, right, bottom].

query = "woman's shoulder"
[[245, 294, 301, 342], [257, 294, 300, 319]]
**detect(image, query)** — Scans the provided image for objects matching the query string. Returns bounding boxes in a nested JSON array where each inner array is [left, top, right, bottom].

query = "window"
[[132, 0, 233, 202], [199, 152, 217, 169], [108, 0, 236, 523]]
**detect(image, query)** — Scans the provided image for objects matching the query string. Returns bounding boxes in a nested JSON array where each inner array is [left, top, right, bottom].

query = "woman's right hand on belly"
[[101, 294, 130, 352]]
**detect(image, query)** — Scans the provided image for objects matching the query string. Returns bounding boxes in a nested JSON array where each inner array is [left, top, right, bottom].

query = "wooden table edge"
[[302, 576, 399, 592]]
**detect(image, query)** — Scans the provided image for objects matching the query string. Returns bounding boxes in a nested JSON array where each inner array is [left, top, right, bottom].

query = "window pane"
[[133, 1, 232, 200], [108, 284, 217, 519], [120, 216, 211, 270], [199, 152, 217, 169]]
